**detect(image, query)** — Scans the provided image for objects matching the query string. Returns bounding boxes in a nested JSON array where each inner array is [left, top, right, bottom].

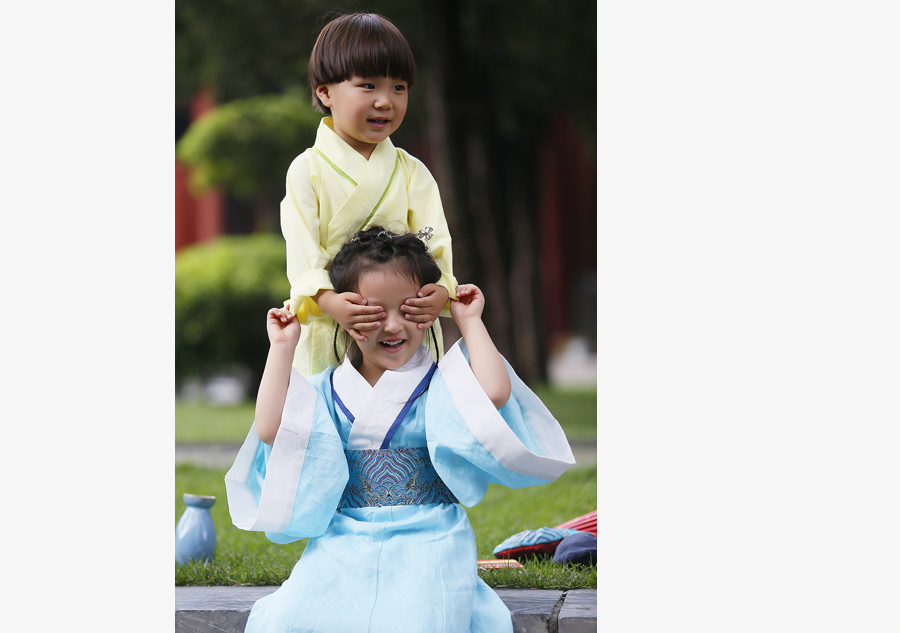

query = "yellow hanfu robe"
[[282, 117, 458, 377]]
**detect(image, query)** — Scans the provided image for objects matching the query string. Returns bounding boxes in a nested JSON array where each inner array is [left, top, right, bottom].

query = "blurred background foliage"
[[175, 235, 289, 384], [176, 0, 595, 142], [176, 91, 321, 199], [176, 0, 596, 386]]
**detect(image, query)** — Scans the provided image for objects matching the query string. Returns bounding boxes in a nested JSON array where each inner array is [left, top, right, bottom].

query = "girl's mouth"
[[379, 339, 405, 353], [368, 118, 390, 127]]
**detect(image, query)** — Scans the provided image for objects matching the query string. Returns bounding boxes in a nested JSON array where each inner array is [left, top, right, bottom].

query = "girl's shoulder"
[[291, 366, 341, 418], [306, 364, 337, 393]]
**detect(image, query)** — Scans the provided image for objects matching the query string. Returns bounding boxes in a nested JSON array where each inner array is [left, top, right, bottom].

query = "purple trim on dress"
[[330, 370, 355, 423], [380, 362, 437, 449]]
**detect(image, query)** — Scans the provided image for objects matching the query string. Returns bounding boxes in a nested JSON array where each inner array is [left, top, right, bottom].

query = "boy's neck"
[[355, 145, 376, 160], [323, 116, 381, 161]]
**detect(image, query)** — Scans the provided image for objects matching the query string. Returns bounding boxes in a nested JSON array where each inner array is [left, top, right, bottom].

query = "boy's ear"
[[316, 85, 332, 108]]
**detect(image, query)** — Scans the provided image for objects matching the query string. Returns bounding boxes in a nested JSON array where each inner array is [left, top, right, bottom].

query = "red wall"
[[175, 89, 224, 253], [539, 112, 598, 346]]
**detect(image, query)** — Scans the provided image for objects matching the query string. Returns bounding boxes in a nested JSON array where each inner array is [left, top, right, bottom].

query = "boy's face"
[[316, 76, 408, 159]]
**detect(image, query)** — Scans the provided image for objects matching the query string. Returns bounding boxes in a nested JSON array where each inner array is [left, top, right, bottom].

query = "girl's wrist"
[[455, 315, 484, 335], [269, 339, 298, 353]]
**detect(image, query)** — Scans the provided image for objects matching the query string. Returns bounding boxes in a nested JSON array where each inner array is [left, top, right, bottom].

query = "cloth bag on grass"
[[492, 527, 582, 561], [551, 531, 597, 566]]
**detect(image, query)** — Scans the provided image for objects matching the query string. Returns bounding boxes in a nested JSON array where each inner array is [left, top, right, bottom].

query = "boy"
[[282, 12, 457, 377]]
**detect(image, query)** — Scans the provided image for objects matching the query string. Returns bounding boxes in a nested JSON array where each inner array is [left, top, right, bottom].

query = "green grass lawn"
[[175, 401, 256, 444], [176, 462, 596, 589], [176, 386, 596, 444], [531, 386, 597, 441]]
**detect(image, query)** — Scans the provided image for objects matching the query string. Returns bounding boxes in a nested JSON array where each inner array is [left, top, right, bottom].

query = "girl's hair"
[[308, 13, 416, 114], [329, 226, 441, 366]]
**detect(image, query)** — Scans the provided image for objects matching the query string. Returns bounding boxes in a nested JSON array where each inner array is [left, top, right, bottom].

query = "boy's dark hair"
[[329, 226, 441, 366], [308, 13, 416, 114]]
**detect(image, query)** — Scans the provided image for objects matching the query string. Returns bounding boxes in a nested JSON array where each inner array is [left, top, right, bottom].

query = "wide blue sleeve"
[[426, 340, 576, 507], [224, 368, 348, 543]]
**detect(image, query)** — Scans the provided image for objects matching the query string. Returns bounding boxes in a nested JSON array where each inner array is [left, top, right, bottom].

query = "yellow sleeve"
[[280, 153, 332, 324], [402, 151, 458, 314]]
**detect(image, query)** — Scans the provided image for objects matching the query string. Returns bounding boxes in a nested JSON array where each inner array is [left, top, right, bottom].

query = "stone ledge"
[[175, 586, 597, 633], [559, 590, 599, 633]]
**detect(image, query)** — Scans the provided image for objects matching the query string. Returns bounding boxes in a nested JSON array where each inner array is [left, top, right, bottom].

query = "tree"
[[417, 0, 596, 381], [176, 92, 321, 230]]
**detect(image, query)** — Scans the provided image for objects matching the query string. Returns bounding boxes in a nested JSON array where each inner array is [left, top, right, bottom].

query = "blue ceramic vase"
[[175, 494, 216, 565]]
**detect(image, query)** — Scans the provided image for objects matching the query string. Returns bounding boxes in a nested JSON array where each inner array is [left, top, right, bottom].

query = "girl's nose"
[[382, 311, 402, 332]]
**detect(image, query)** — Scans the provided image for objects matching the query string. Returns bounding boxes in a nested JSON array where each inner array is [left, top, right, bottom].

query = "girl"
[[225, 227, 575, 633], [282, 12, 457, 377]]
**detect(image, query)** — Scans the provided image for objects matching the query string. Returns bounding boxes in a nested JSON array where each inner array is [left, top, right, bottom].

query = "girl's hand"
[[401, 284, 449, 330], [449, 284, 485, 323], [318, 290, 385, 342], [449, 284, 510, 408], [267, 307, 301, 348]]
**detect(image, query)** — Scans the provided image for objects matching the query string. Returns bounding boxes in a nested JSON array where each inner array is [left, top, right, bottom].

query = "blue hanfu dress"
[[224, 341, 575, 633]]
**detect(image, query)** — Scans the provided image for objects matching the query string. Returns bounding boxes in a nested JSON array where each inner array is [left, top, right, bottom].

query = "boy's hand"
[[317, 290, 385, 342], [267, 307, 301, 348], [401, 284, 449, 330], [449, 284, 485, 323]]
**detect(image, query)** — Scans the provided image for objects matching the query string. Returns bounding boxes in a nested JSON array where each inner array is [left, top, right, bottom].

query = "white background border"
[[598, 1, 899, 630]]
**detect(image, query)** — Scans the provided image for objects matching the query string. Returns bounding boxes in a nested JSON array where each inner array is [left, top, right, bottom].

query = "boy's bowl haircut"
[[308, 13, 417, 114]]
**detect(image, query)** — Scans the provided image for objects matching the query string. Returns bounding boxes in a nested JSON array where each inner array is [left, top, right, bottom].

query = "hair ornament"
[[415, 226, 434, 244], [349, 229, 397, 244]]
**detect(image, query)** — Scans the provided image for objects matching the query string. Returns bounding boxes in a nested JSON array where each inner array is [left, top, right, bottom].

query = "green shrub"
[[175, 234, 290, 389], [176, 92, 321, 198]]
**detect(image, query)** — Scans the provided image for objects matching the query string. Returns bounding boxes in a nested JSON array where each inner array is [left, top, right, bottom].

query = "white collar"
[[331, 345, 432, 419]]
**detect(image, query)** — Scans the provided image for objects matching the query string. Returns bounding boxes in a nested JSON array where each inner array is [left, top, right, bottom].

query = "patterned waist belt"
[[339, 447, 458, 509]]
